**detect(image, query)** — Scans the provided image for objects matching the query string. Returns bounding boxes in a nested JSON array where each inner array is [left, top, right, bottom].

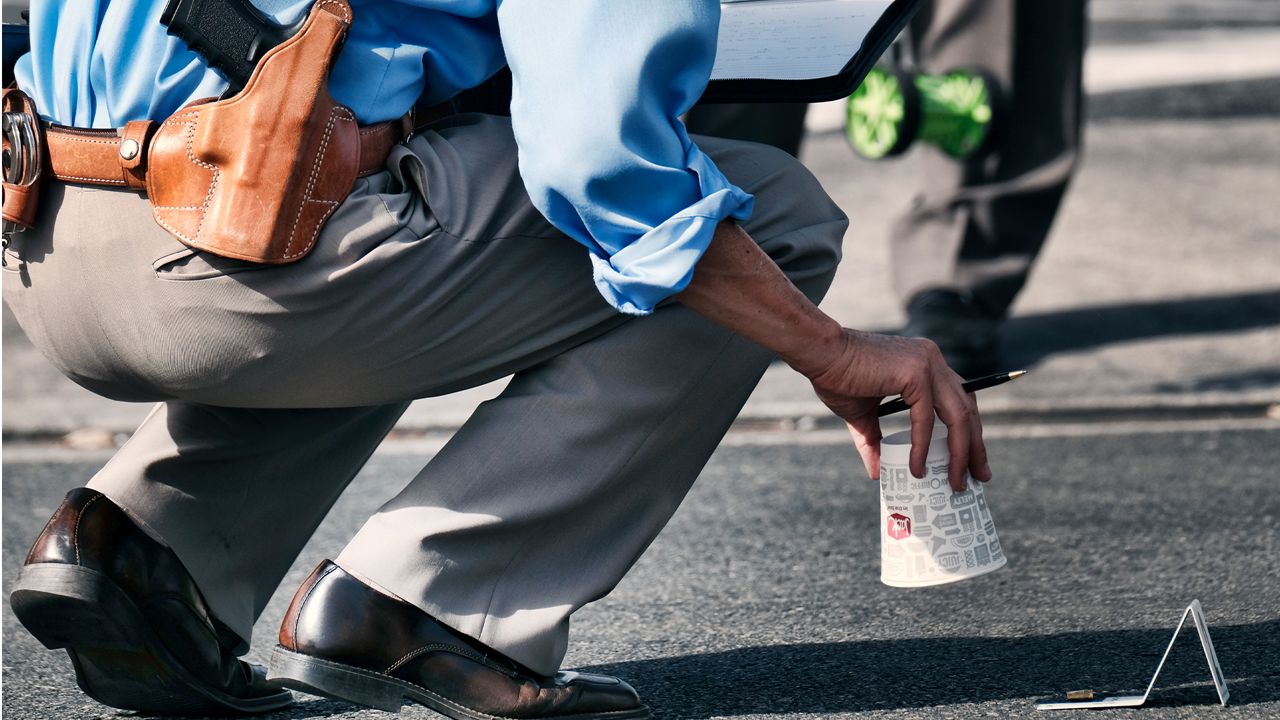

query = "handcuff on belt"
[[2, 107, 41, 262]]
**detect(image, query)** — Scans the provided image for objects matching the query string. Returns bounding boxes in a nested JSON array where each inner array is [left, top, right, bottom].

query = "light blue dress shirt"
[[15, 0, 754, 315]]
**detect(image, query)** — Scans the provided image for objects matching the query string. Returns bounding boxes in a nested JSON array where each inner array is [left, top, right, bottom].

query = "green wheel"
[[845, 67, 918, 160], [915, 67, 997, 159]]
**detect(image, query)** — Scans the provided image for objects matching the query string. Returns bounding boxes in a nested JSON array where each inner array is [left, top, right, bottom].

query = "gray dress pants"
[[3, 113, 847, 675]]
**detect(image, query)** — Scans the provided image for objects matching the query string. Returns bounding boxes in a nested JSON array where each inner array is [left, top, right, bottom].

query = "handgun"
[[161, 0, 308, 95]]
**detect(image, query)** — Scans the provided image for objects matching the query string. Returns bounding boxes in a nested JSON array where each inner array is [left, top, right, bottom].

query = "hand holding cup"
[[806, 329, 992, 490]]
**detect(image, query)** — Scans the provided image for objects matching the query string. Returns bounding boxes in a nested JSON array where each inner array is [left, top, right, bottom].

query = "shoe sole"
[[10, 563, 293, 716], [270, 646, 653, 719]]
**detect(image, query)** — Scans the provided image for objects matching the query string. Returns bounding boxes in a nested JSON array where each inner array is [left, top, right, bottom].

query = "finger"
[[943, 408, 971, 492], [967, 392, 992, 482], [848, 417, 883, 480], [907, 382, 935, 479], [934, 377, 972, 492]]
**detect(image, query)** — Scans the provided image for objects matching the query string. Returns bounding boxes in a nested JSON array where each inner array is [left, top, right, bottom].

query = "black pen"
[[876, 370, 1028, 417]]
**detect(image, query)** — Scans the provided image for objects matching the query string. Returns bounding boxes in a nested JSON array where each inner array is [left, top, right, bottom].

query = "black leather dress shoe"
[[902, 289, 1001, 379], [270, 560, 651, 719], [9, 488, 293, 716]]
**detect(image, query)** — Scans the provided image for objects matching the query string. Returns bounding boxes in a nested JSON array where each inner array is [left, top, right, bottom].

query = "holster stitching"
[[313, 0, 352, 24], [54, 135, 118, 146], [152, 119, 220, 245], [183, 119, 220, 243], [282, 106, 352, 259], [51, 174, 126, 185]]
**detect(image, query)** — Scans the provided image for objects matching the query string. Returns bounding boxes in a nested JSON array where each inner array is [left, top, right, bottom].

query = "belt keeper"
[[118, 119, 156, 190]]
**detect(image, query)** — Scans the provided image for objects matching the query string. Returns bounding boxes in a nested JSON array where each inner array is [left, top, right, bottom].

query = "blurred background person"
[[687, 0, 1088, 377]]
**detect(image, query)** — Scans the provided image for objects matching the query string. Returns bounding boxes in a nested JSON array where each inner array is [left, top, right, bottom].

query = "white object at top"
[[712, 0, 895, 81]]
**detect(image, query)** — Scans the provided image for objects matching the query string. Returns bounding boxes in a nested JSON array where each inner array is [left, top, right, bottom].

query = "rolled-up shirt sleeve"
[[497, 0, 755, 315]]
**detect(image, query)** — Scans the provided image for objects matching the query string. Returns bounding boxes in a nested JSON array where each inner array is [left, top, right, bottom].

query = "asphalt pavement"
[[3, 3, 1280, 719], [5, 429, 1279, 719]]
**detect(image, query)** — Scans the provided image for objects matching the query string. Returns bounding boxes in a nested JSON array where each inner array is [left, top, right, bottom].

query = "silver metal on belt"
[[2, 108, 42, 253]]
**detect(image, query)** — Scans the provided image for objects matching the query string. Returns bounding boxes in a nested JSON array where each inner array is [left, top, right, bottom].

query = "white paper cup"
[[879, 424, 1006, 587]]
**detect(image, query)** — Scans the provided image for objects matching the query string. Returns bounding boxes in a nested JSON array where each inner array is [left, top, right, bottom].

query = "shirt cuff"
[[589, 144, 755, 316]]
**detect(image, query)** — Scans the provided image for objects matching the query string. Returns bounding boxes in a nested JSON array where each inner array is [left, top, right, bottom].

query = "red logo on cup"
[[887, 513, 912, 540]]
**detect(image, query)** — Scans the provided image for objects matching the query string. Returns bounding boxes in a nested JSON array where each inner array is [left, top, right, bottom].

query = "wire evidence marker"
[[1036, 600, 1229, 711]]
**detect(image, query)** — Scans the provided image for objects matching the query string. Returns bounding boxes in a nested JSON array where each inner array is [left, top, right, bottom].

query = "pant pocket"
[[152, 245, 278, 281]]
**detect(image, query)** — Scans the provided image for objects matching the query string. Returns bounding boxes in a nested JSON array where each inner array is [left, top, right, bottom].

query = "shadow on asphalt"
[[579, 620, 1280, 718], [853, 288, 1280, 380], [1089, 76, 1280, 121], [56, 620, 1277, 718], [1000, 288, 1280, 371]]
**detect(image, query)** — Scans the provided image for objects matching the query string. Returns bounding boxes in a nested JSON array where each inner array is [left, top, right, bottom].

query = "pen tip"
[[1008, 370, 1028, 380]]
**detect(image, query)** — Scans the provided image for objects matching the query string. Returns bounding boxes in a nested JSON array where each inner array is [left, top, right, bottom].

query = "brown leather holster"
[[146, 0, 360, 264]]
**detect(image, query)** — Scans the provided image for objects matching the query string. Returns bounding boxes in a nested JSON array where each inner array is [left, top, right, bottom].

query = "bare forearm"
[[674, 221, 844, 376], [674, 219, 991, 488]]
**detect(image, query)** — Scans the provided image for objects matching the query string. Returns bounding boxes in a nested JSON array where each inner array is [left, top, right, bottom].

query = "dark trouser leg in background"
[[894, 0, 1087, 375]]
